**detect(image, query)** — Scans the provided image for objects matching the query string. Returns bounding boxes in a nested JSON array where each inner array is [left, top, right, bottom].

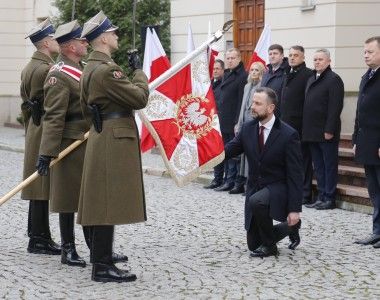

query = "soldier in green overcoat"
[[36, 20, 90, 268], [20, 19, 61, 255], [77, 11, 149, 283]]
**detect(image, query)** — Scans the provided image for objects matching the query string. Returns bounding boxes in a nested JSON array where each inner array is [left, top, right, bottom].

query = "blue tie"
[[369, 69, 376, 79]]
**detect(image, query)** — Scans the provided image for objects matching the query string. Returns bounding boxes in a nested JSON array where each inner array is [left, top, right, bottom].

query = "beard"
[[252, 111, 268, 121]]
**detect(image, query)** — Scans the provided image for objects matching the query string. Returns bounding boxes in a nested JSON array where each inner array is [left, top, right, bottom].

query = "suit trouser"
[[222, 132, 238, 186], [309, 140, 339, 202], [212, 161, 224, 184], [28, 200, 51, 238], [246, 188, 291, 250], [302, 142, 313, 201], [364, 165, 380, 235]]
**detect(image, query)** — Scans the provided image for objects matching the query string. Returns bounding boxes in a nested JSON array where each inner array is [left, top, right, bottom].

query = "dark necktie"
[[369, 69, 376, 79], [259, 125, 265, 152]]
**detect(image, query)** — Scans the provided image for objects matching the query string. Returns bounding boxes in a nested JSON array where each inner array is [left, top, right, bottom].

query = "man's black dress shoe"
[[214, 183, 233, 192], [373, 240, 380, 248], [229, 184, 245, 194], [92, 263, 137, 283], [288, 220, 301, 250], [315, 200, 336, 210], [250, 245, 278, 258], [112, 252, 129, 263], [61, 243, 86, 267], [27, 236, 61, 255], [305, 200, 323, 208], [204, 180, 222, 189], [354, 234, 380, 245]]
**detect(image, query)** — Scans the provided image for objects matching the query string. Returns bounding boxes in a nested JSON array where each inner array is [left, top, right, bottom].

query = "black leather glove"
[[36, 155, 52, 176], [26, 99, 44, 126], [127, 50, 142, 71]]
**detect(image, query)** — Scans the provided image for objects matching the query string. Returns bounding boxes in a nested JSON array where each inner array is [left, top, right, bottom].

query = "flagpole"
[[0, 21, 233, 207], [148, 22, 231, 91]]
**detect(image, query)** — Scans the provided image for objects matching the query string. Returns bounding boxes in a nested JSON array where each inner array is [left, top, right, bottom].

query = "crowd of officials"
[[18, 9, 380, 283], [206, 39, 380, 256]]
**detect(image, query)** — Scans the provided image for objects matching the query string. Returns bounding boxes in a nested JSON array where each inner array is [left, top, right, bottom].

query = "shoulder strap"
[[81, 62, 105, 106], [22, 61, 49, 100], [49, 62, 82, 82]]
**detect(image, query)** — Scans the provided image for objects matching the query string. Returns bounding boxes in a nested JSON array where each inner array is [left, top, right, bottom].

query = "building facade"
[[1, 0, 380, 134], [0, 0, 56, 126]]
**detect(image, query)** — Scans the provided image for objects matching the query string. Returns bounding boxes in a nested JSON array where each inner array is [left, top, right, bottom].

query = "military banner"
[[139, 29, 224, 187]]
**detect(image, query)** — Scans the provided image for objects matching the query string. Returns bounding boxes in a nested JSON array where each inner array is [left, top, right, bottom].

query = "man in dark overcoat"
[[281, 45, 314, 204], [303, 49, 344, 210], [20, 19, 61, 255], [214, 48, 247, 192], [352, 36, 380, 248], [77, 11, 149, 283], [261, 44, 288, 117], [204, 59, 225, 189], [225, 87, 303, 257]]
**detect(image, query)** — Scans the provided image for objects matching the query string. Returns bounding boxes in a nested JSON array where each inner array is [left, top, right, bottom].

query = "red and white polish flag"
[[246, 24, 271, 69], [138, 28, 171, 152], [139, 26, 224, 186]]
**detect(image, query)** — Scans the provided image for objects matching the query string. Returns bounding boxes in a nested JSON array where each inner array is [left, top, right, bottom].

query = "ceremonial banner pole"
[[0, 20, 234, 206], [0, 132, 89, 206], [148, 20, 234, 91]]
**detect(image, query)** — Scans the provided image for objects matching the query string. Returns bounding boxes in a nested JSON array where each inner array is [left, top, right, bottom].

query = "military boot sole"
[[92, 274, 137, 283]]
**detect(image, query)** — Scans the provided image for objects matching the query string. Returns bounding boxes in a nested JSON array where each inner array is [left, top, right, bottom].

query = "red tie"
[[259, 125, 265, 152]]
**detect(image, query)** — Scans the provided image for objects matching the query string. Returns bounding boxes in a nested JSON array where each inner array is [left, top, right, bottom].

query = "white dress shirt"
[[259, 115, 276, 144]]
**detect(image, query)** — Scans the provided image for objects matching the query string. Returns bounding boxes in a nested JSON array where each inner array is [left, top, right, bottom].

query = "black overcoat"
[[225, 118, 303, 230], [280, 62, 313, 135], [218, 62, 247, 134], [302, 66, 344, 142], [261, 58, 289, 116], [353, 68, 380, 165]]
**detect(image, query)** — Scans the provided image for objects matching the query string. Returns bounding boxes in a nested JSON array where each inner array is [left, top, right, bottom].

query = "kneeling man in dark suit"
[[225, 87, 303, 257]]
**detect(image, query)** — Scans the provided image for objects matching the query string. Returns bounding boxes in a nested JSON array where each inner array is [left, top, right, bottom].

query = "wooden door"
[[233, 0, 265, 66]]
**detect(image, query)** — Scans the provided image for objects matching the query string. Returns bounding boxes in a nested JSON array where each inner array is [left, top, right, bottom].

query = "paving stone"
[[0, 147, 380, 299]]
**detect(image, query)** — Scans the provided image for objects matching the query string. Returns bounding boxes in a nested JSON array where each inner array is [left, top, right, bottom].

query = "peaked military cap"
[[81, 11, 118, 42], [53, 20, 85, 44], [25, 18, 55, 44]]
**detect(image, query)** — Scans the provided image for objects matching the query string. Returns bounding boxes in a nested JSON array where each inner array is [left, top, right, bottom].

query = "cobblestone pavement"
[[0, 136, 379, 299]]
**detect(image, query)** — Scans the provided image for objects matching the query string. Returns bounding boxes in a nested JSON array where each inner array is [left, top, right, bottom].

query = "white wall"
[[170, 0, 233, 64], [0, 0, 57, 124]]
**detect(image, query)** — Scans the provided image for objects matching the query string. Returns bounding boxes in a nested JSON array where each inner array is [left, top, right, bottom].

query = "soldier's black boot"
[[60, 213, 86, 267], [91, 225, 136, 283], [85, 225, 128, 264], [28, 200, 61, 255]]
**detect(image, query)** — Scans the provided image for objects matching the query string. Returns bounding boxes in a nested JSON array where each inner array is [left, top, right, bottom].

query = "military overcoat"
[[77, 51, 149, 226], [20, 51, 53, 200], [40, 55, 89, 212]]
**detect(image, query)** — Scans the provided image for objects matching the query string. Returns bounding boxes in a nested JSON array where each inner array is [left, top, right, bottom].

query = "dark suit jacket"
[[280, 62, 313, 135], [218, 62, 247, 134], [302, 66, 344, 142], [225, 117, 303, 230], [353, 68, 380, 165]]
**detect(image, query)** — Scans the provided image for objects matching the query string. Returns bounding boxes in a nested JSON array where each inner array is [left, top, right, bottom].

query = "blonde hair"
[[248, 61, 265, 83]]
